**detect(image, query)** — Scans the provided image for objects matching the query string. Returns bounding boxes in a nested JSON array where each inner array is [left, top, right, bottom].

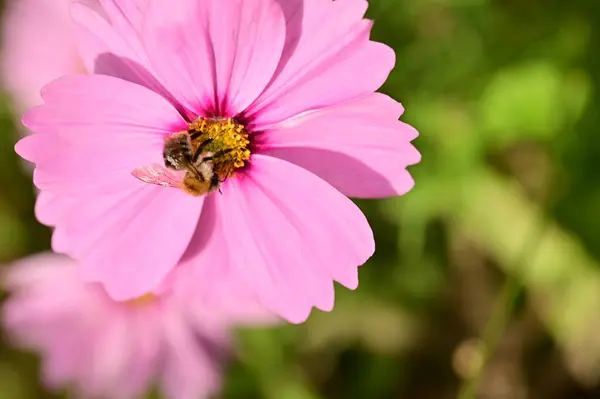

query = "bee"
[[132, 132, 233, 196]]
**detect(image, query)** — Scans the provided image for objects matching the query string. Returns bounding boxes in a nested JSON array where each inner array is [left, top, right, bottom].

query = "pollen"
[[127, 293, 157, 306], [188, 117, 251, 179]]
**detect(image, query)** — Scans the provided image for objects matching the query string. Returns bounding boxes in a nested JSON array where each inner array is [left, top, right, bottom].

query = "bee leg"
[[222, 163, 234, 182], [214, 163, 234, 195], [215, 164, 234, 195], [198, 137, 214, 149], [208, 173, 222, 194]]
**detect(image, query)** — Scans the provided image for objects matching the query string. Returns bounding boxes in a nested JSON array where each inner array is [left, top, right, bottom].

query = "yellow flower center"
[[187, 117, 251, 179]]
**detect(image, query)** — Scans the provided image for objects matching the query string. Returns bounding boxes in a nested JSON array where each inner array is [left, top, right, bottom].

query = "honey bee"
[[132, 132, 232, 196], [163, 132, 234, 196]]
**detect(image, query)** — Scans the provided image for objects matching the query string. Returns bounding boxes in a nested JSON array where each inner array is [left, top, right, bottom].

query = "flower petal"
[[142, 0, 286, 116], [51, 185, 204, 301], [71, 0, 145, 72], [98, 0, 147, 35], [115, 314, 161, 399], [18, 74, 187, 195], [86, 317, 133, 395], [35, 192, 68, 227], [175, 196, 278, 326], [160, 309, 223, 399], [34, 193, 80, 254], [2, 253, 74, 290], [259, 93, 421, 198], [42, 323, 93, 391], [1, 0, 82, 111], [218, 155, 374, 323], [247, 0, 395, 128], [71, 1, 179, 105]]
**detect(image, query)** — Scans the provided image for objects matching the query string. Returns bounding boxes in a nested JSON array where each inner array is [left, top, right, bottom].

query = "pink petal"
[[70, 1, 180, 109], [52, 184, 204, 300], [1, 0, 82, 112], [35, 192, 74, 227], [86, 317, 133, 395], [247, 0, 395, 128], [17, 74, 187, 195], [142, 0, 286, 116], [160, 310, 222, 399], [41, 323, 93, 390], [34, 193, 83, 254], [259, 93, 421, 198], [175, 196, 236, 301], [175, 196, 278, 326], [71, 1, 145, 70], [2, 286, 78, 336], [114, 314, 161, 399], [35, 191, 101, 254], [2, 252, 73, 290], [98, 0, 147, 35], [218, 155, 374, 323]]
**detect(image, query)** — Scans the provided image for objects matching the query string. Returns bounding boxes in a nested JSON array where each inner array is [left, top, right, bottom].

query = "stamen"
[[187, 117, 251, 179]]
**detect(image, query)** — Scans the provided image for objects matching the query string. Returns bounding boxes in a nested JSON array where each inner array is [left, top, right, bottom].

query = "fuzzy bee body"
[[162, 132, 194, 171], [162, 132, 222, 196], [132, 118, 248, 196]]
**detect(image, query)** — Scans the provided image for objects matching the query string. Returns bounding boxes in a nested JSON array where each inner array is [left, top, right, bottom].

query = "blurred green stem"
[[457, 275, 523, 399], [457, 194, 547, 399]]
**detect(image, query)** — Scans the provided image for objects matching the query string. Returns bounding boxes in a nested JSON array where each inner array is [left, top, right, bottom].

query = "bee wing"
[[131, 164, 182, 188]]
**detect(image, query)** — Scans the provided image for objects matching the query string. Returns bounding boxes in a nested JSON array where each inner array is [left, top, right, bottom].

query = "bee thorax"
[[196, 159, 215, 181]]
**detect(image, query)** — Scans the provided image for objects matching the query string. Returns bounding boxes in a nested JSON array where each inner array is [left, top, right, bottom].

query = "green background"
[[1, 0, 600, 398]]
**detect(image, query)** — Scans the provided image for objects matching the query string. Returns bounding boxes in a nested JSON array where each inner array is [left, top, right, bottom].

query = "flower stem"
[[457, 217, 547, 399]]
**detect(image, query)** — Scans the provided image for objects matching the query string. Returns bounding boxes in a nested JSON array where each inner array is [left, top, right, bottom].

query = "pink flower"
[[1, 0, 91, 113], [16, 0, 420, 323], [2, 252, 271, 399]]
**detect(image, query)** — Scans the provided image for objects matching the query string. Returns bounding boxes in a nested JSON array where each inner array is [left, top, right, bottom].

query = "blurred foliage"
[[2, 0, 600, 398]]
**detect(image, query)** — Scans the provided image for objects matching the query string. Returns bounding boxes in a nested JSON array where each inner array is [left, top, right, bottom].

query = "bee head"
[[163, 133, 192, 171]]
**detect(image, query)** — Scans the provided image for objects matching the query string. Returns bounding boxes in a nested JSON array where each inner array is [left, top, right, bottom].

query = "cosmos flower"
[[16, 0, 421, 323], [2, 253, 272, 399], [1, 0, 91, 113]]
